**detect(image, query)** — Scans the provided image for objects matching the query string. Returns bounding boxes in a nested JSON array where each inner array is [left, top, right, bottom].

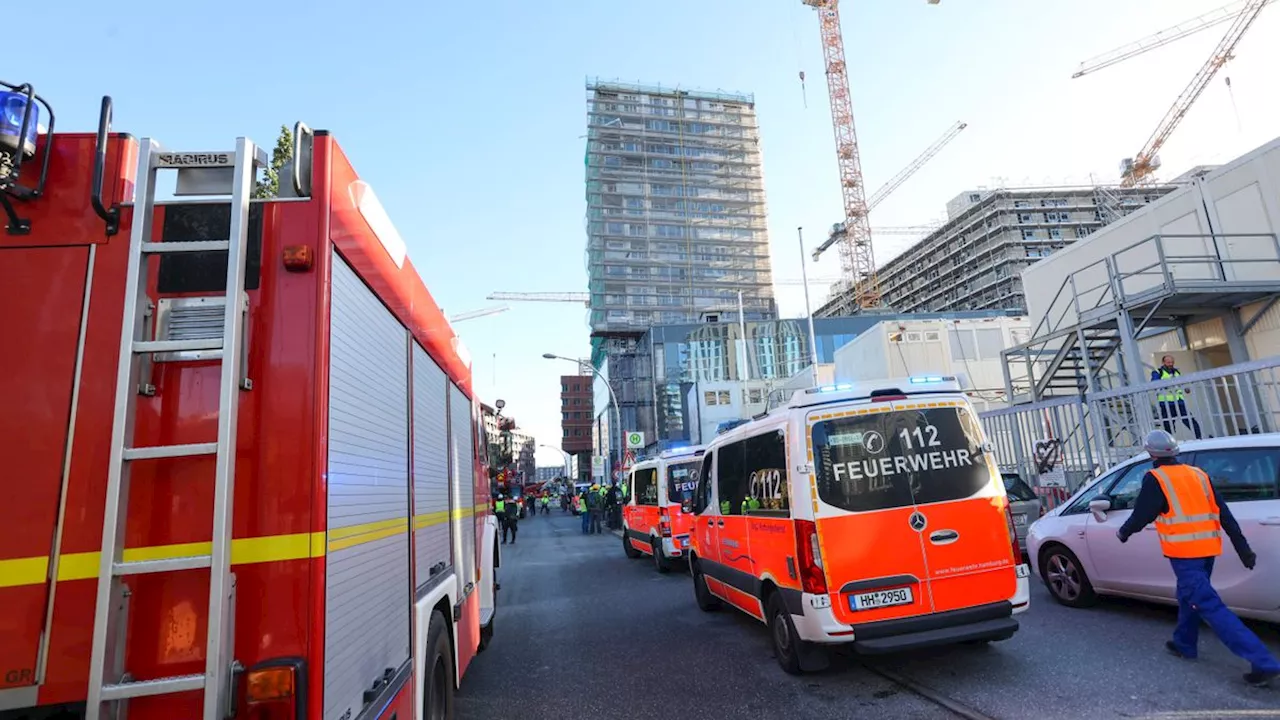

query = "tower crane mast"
[[802, 0, 940, 311], [802, 0, 879, 309], [1121, 0, 1268, 186]]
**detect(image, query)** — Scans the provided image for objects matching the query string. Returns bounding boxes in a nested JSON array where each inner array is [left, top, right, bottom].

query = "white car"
[[1026, 434, 1280, 624]]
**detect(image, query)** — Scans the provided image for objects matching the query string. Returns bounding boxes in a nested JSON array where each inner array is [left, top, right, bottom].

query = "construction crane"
[[448, 305, 509, 322], [812, 120, 966, 260], [1072, 0, 1275, 79], [802, 0, 877, 309], [1120, 0, 1268, 186]]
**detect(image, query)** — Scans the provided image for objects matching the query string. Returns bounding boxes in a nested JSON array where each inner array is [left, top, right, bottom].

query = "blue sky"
[[17, 0, 1279, 465]]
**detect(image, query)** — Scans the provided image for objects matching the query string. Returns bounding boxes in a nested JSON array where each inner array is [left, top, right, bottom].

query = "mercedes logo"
[[909, 511, 927, 532], [863, 431, 885, 455]]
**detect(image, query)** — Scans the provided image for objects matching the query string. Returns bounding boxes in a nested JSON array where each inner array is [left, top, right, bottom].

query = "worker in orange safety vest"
[[1117, 430, 1278, 687]]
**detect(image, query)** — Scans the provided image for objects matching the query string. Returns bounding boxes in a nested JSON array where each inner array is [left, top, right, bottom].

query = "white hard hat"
[[1143, 429, 1179, 459]]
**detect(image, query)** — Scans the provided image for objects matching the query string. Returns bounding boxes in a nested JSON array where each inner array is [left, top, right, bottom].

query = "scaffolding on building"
[[584, 78, 776, 345]]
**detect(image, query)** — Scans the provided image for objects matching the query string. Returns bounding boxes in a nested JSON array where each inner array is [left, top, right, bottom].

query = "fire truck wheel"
[[692, 558, 721, 612], [425, 610, 456, 720], [652, 536, 672, 574], [623, 528, 642, 558], [767, 592, 804, 676]]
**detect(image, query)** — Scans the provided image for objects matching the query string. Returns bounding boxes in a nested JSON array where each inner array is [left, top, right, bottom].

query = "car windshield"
[[811, 404, 992, 512], [667, 460, 700, 505], [1002, 473, 1037, 502]]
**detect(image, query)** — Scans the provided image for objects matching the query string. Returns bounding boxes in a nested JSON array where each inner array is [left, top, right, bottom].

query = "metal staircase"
[[1003, 232, 1280, 403], [86, 137, 265, 720]]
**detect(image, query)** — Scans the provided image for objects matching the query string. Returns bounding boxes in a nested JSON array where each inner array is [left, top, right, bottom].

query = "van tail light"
[[659, 508, 672, 537], [794, 519, 828, 595], [1003, 504, 1020, 561], [245, 658, 306, 720]]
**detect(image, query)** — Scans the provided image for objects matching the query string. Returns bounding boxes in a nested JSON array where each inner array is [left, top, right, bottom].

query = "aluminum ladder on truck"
[[85, 138, 266, 720]]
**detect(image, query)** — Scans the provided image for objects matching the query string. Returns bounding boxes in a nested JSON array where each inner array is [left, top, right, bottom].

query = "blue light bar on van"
[[909, 375, 949, 384], [806, 383, 854, 394]]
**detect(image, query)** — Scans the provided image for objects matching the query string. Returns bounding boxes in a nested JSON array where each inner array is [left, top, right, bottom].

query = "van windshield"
[[811, 405, 992, 512], [667, 461, 700, 505]]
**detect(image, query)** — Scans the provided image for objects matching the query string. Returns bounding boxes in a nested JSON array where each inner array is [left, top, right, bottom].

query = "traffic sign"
[[625, 431, 644, 449]]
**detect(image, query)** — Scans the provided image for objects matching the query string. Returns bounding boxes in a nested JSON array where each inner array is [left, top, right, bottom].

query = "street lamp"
[[543, 352, 623, 482], [539, 443, 573, 488]]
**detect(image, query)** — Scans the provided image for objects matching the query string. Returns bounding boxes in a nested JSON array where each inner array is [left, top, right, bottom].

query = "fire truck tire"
[[425, 610, 456, 720], [691, 558, 721, 612], [623, 527, 642, 558], [652, 535, 671, 573]]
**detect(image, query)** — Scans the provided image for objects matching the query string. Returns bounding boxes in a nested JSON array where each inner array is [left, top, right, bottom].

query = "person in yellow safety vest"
[[744, 495, 761, 512], [578, 492, 590, 534], [1151, 354, 1204, 439], [1117, 430, 1277, 687]]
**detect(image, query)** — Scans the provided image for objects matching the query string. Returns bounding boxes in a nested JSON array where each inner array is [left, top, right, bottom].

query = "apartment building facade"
[[816, 184, 1179, 316]]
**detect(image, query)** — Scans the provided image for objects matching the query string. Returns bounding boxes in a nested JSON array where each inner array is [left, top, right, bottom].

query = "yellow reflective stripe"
[[328, 517, 405, 541], [0, 531, 328, 589], [0, 556, 48, 588], [327, 518, 409, 553], [414, 510, 451, 530]]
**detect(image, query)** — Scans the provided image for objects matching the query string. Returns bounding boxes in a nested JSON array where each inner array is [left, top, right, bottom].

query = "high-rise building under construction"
[[584, 79, 776, 334], [584, 79, 776, 461]]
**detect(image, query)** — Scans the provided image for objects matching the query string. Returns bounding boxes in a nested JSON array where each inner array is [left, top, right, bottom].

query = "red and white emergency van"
[[621, 446, 704, 572], [685, 376, 1031, 674], [0, 87, 498, 719]]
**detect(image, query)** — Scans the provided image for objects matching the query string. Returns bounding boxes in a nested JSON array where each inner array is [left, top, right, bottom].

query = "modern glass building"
[[629, 311, 1021, 448]]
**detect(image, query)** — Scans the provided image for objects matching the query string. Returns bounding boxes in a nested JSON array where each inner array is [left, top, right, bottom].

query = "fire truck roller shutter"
[[449, 382, 476, 588], [413, 342, 453, 592], [324, 254, 412, 720]]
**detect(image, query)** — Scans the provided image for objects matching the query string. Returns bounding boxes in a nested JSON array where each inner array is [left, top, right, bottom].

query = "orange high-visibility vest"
[[1150, 464, 1223, 559]]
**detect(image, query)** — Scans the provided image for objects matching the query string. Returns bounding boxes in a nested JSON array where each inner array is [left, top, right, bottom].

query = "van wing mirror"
[[1088, 497, 1112, 523]]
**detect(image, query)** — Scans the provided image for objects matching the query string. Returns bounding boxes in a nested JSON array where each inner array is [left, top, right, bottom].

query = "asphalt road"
[[455, 511, 1279, 720]]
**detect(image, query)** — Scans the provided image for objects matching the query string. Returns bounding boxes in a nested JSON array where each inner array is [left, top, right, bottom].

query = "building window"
[[1022, 229, 1037, 240], [1018, 213, 1033, 224], [718, 391, 731, 405], [704, 391, 718, 406], [1049, 228, 1063, 239]]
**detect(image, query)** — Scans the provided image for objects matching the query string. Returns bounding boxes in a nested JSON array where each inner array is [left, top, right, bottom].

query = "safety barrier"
[[980, 355, 1280, 509]]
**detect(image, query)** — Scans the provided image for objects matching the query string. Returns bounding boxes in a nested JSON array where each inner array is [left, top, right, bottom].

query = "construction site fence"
[[979, 354, 1280, 509]]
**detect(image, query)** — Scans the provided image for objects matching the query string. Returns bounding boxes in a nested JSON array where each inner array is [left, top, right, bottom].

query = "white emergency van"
[[686, 375, 1031, 674]]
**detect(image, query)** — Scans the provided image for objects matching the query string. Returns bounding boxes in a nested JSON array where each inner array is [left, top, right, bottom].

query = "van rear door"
[[808, 397, 1017, 624], [808, 405, 934, 626], [888, 398, 1016, 613]]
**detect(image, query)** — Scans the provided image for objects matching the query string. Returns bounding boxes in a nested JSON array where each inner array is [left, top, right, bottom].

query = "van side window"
[[693, 453, 714, 514], [633, 467, 659, 506], [717, 440, 747, 515], [743, 429, 789, 516]]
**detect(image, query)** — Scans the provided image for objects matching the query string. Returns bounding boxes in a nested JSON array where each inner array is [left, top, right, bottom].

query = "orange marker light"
[[283, 245, 314, 272], [246, 666, 296, 704]]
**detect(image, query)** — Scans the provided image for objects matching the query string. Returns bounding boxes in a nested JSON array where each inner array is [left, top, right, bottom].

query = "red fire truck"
[[0, 84, 499, 719]]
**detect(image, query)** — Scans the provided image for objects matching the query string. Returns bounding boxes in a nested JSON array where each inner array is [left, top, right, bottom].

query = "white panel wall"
[[1022, 186, 1211, 329], [324, 253, 411, 720], [413, 343, 453, 591], [1023, 136, 1280, 335], [450, 383, 476, 592]]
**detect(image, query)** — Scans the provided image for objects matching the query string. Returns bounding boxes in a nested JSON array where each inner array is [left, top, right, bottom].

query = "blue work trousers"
[[1169, 557, 1280, 673], [581, 509, 590, 534]]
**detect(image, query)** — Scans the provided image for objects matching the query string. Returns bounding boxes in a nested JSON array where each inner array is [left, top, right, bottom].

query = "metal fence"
[[980, 355, 1280, 509]]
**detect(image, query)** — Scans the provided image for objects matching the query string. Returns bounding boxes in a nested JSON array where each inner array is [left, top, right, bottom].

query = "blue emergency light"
[[0, 90, 39, 158], [909, 375, 947, 384]]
